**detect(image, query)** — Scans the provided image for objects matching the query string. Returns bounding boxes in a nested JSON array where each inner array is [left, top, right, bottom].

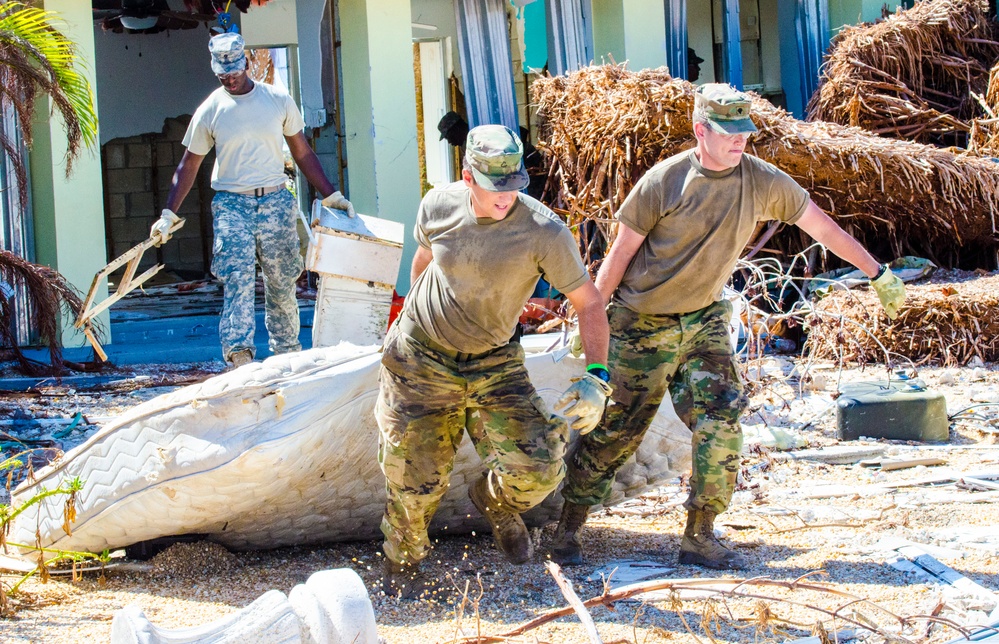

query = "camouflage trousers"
[[211, 188, 303, 362], [376, 321, 568, 566], [563, 300, 748, 514]]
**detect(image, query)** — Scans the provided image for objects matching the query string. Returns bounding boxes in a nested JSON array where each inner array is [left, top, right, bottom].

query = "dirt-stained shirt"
[[405, 182, 589, 353], [616, 149, 809, 314], [183, 82, 304, 193]]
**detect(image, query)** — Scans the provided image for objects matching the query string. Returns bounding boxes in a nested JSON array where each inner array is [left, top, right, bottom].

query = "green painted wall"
[[339, 0, 422, 294], [591, 0, 626, 65], [590, 0, 667, 70], [828, 0, 903, 37], [31, 0, 108, 346]]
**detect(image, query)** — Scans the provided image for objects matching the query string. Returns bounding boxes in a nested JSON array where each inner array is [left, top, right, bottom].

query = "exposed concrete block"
[[162, 115, 192, 141], [128, 192, 154, 217], [156, 142, 174, 166], [177, 239, 204, 267], [126, 218, 151, 242], [157, 171, 174, 194], [107, 168, 149, 193], [108, 194, 127, 219], [104, 144, 126, 170], [175, 213, 201, 238], [127, 143, 152, 168], [160, 241, 181, 266]]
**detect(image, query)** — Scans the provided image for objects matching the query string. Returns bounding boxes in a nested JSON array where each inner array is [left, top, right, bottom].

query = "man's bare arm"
[[285, 131, 336, 198], [794, 201, 881, 277], [410, 245, 434, 284], [164, 150, 206, 213], [593, 224, 647, 305], [563, 280, 609, 367]]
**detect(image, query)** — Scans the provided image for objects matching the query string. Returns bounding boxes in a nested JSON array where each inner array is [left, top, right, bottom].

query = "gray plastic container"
[[836, 380, 949, 442]]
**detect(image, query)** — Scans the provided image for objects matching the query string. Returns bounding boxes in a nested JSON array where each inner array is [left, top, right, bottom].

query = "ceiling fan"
[[92, 1, 254, 35]]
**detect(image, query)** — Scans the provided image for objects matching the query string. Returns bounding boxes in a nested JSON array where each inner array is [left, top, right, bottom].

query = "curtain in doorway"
[[0, 103, 34, 345], [546, 0, 590, 75], [794, 0, 828, 105], [664, 0, 688, 80], [454, 0, 519, 131]]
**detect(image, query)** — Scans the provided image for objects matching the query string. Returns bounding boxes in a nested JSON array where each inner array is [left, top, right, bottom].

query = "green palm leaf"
[[0, 0, 98, 202]]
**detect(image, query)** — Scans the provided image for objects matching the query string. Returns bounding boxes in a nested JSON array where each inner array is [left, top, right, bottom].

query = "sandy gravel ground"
[[2, 359, 998, 643]]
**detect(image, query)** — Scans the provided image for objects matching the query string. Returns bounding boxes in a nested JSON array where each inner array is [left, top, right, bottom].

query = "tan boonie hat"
[[464, 125, 529, 192], [693, 83, 758, 135], [209, 33, 247, 75]]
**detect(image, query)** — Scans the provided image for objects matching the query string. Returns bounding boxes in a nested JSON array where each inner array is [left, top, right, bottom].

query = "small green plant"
[[1, 450, 108, 617]]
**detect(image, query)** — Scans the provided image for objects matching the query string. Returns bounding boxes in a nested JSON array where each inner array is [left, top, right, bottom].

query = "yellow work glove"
[[321, 190, 356, 218], [567, 327, 583, 358], [555, 372, 613, 434], [150, 209, 181, 247], [870, 264, 906, 320]]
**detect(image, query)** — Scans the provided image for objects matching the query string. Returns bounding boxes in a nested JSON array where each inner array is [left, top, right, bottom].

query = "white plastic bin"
[[306, 202, 404, 347]]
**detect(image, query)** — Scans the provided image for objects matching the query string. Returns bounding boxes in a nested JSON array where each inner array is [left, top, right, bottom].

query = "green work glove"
[[871, 264, 906, 320], [555, 373, 613, 434]]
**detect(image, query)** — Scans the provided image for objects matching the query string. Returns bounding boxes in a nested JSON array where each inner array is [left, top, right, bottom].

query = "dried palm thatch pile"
[[806, 271, 999, 366], [969, 60, 999, 153], [806, 0, 999, 145], [532, 65, 999, 268]]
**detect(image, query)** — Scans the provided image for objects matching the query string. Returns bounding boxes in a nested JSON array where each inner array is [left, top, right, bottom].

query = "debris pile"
[[533, 65, 999, 267], [969, 60, 999, 154], [806, 271, 999, 366], [806, 0, 999, 145]]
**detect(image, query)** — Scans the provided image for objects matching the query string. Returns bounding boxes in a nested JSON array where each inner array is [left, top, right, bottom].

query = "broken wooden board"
[[74, 219, 185, 359]]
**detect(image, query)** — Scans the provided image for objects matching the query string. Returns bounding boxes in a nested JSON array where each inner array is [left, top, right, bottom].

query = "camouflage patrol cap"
[[209, 33, 247, 75], [464, 125, 529, 192], [693, 83, 758, 135]]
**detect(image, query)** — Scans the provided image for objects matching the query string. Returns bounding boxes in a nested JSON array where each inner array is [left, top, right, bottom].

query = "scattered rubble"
[[1, 356, 997, 643]]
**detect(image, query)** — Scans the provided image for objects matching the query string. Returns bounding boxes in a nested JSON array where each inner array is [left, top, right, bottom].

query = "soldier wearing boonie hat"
[[151, 31, 350, 370], [375, 123, 611, 599], [692, 83, 758, 134], [553, 82, 906, 572], [463, 124, 530, 192]]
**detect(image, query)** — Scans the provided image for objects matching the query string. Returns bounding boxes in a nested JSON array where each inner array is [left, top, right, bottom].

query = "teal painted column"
[[339, 0, 422, 294], [590, 0, 667, 71], [31, 0, 109, 347]]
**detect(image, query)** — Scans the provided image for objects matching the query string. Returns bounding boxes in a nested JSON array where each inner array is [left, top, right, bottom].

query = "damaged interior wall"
[[94, 26, 222, 282], [101, 119, 216, 280]]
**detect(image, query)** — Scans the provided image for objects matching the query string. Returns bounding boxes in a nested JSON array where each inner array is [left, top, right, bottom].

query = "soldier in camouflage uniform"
[[553, 84, 907, 570], [377, 125, 611, 600], [150, 33, 353, 367]]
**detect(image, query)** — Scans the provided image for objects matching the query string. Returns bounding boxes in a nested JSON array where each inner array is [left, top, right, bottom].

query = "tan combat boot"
[[551, 502, 590, 566], [227, 348, 253, 369], [678, 507, 747, 570], [469, 475, 532, 564], [382, 558, 434, 600]]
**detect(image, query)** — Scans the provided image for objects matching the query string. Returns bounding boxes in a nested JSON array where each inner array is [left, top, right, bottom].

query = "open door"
[[415, 39, 454, 190]]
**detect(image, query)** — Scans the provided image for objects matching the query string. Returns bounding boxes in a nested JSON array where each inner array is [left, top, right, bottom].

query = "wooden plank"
[[82, 326, 108, 362], [76, 264, 164, 326], [74, 219, 185, 330]]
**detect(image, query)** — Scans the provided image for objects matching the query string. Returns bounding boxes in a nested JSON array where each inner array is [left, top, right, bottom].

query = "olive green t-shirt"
[[405, 182, 589, 353], [616, 150, 809, 314]]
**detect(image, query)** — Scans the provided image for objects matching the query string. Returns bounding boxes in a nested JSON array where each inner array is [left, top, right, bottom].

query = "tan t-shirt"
[[406, 182, 589, 353], [183, 82, 305, 193], [616, 150, 808, 314]]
